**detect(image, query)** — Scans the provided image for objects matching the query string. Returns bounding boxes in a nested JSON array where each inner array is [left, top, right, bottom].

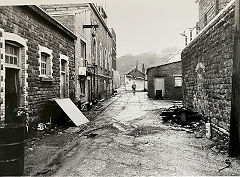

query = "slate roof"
[[126, 68, 145, 79]]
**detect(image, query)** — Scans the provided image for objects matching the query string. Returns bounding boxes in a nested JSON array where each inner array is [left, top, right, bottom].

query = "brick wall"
[[182, 3, 234, 132], [147, 61, 182, 100], [0, 6, 75, 122]]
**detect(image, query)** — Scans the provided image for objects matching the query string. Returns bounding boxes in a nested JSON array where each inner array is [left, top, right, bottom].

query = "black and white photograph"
[[0, 0, 240, 176]]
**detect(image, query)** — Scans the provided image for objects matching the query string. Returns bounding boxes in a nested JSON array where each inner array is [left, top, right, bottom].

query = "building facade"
[[90, 4, 115, 100], [42, 3, 116, 103], [147, 55, 182, 100], [0, 6, 76, 123], [182, 1, 234, 135]]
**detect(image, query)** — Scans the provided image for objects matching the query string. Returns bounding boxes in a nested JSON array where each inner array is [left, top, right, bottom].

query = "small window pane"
[[5, 43, 19, 66], [10, 56, 13, 64], [41, 53, 49, 75], [5, 45, 10, 54], [5, 55, 9, 63], [175, 77, 182, 87], [14, 57, 17, 65], [14, 47, 18, 55]]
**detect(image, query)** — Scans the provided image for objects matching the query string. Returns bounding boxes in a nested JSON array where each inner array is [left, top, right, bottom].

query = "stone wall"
[[0, 6, 75, 122], [182, 3, 234, 132], [147, 61, 182, 100], [198, 0, 232, 30], [41, 4, 92, 103], [42, 3, 115, 101]]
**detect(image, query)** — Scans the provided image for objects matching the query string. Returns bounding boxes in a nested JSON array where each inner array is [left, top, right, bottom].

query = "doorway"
[[88, 79, 91, 102], [154, 77, 165, 99], [5, 68, 20, 123], [60, 73, 66, 98], [60, 59, 67, 98]]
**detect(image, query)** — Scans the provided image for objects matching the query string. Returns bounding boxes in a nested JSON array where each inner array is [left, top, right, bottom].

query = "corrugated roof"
[[146, 53, 182, 74]]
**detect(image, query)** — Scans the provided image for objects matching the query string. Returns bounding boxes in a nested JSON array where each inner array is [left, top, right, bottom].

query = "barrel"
[[0, 123, 25, 176]]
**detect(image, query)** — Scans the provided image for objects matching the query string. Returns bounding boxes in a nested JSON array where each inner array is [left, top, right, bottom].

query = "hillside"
[[117, 49, 180, 80]]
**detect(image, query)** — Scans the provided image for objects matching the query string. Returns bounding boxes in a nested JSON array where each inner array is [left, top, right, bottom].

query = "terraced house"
[[0, 5, 76, 124], [42, 3, 117, 104], [181, 0, 240, 155]]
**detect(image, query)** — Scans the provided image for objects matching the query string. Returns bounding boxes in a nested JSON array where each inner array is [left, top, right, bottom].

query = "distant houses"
[[147, 54, 182, 100], [124, 64, 146, 91]]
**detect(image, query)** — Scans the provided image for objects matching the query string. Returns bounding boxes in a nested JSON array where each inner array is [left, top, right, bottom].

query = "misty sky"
[[1, 0, 199, 57], [106, 0, 199, 57]]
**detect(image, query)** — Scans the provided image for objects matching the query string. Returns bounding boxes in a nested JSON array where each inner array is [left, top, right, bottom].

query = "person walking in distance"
[[132, 82, 136, 94]]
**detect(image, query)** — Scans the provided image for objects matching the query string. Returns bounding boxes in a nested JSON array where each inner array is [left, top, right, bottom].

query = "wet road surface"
[[53, 91, 240, 176]]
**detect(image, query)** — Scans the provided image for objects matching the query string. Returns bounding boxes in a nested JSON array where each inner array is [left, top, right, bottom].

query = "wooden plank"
[[55, 98, 89, 126]]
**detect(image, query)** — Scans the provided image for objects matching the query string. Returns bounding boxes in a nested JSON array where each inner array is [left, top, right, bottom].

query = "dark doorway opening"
[[5, 68, 20, 123]]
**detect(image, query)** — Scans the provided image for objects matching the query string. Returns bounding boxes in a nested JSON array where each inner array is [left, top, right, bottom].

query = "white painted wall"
[[125, 75, 144, 91]]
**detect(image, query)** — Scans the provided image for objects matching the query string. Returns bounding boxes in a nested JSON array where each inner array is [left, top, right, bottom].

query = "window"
[[38, 45, 53, 79], [5, 43, 20, 66], [80, 80, 85, 94], [61, 59, 67, 73], [93, 39, 96, 63], [175, 76, 182, 87], [104, 48, 107, 69], [81, 40, 86, 66], [40, 53, 50, 76], [99, 43, 102, 67]]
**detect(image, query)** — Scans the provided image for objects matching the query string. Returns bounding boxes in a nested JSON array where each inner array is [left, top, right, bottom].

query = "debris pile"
[[160, 105, 199, 124]]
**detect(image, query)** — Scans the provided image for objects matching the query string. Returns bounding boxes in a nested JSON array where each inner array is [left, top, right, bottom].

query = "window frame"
[[38, 45, 53, 80], [40, 52, 49, 76], [80, 40, 86, 67], [5, 41, 21, 68], [174, 76, 183, 87]]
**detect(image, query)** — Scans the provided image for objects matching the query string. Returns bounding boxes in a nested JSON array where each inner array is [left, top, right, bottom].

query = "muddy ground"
[[24, 92, 240, 176]]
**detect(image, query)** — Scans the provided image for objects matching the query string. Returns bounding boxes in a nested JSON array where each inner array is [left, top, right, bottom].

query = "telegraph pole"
[[229, 0, 240, 157]]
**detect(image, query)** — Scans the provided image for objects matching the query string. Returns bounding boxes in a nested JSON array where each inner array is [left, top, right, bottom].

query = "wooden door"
[[5, 68, 19, 123], [154, 77, 165, 98]]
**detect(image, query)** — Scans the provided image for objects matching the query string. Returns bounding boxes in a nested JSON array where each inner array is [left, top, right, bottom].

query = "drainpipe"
[[229, 0, 240, 157]]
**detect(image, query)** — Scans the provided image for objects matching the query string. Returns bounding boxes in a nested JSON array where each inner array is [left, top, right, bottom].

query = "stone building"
[[196, 0, 232, 30], [110, 28, 120, 90], [182, 1, 234, 136], [0, 5, 76, 123], [42, 3, 116, 103], [147, 54, 182, 100]]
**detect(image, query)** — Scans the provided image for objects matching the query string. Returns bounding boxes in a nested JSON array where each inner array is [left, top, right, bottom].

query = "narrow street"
[[1, 1, 240, 176], [49, 91, 240, 176]]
